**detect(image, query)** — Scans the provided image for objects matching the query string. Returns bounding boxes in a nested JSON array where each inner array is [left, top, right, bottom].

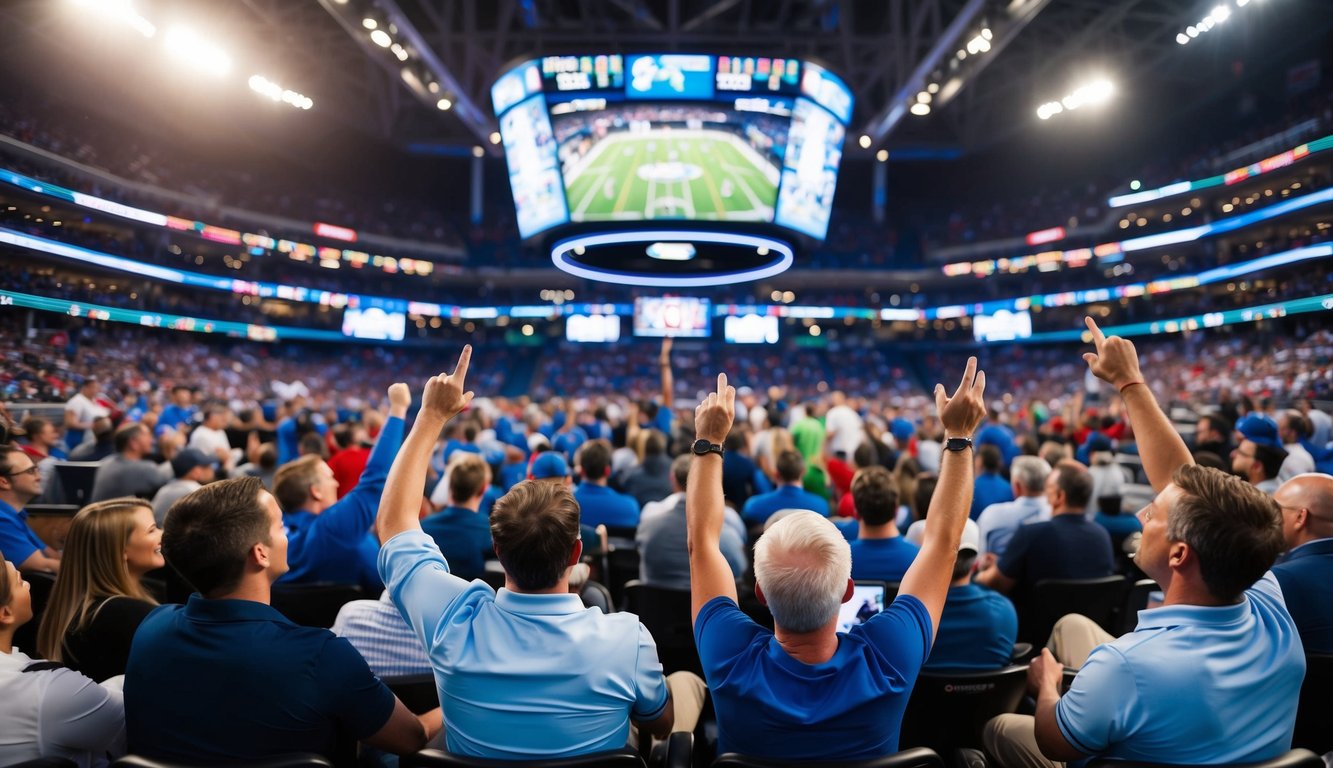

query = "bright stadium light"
[[910, 102, 931, 116], [164, 26, 231, 77], [1039, 79, 1114, 120], [858, 135, 872, 149], [369, 29, 392, 47], [436, 98, 453, 111], [1178, 0, 1250, 46], [489, 132, 502, 145], [876, 149, 889, 162], [362, 18, 377, 29], [248, 75, 313, 110], [1177, 33, 1190, 45]]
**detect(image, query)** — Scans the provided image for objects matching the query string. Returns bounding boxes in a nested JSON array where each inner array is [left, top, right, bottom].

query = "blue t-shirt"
[[741, 485, 831, 526], [849, 537, 920, 582], [0, 500, 47, 567], [971, 473, 1014, 520], [1056, 573, 1303, 764], [575, 483, 641, 529], [125, 596, 395, 763], [156, 404, 197, 437], [421, 505, 494, 581], [925, 584, 1017, 671], [694, 594, 932, 760]]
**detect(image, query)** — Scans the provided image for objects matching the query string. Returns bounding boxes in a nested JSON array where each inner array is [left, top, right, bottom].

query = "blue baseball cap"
[[529, 452, 572, 480], [1236, 414, 1280, 449]]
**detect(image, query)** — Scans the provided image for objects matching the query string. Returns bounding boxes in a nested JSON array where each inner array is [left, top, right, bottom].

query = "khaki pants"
[[982, 614, 1118, 768], [629, 670, 707, 748]]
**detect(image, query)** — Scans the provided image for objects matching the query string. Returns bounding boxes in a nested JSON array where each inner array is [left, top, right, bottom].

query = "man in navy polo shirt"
[[974, 460, 1113, 600], [740, 449, 830, 526], [984, 318, 1303, 767], [0, 446, 61, 574], [574, 440, 641, 529], [125, 475, 438, 764], [1272, 472, 1333, 653], [270, 384, 408, 588], [375, 347, 701, 760], [687, 361, 988, 761]]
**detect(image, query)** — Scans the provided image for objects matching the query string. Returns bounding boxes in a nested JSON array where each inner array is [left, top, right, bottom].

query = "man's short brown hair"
[[851, 465, 898, 525], [1169, 464, 1285, 602], [273, 454, 323, 512], [448, 453, 491, 503], [163, 476, 270, 597], [490, 480, 581, 591]]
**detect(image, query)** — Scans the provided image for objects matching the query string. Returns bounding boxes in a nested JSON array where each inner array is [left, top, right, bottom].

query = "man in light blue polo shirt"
[[376, 347, 694, 760], [983, 318, 1304, 768]]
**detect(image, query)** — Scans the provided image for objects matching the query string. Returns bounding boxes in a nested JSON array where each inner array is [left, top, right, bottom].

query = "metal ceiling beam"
[[864, 0, 988, 144]]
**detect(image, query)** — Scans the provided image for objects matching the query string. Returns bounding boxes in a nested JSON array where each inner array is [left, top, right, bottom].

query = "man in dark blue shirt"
[[741, 450, 831, 526], [972, 444, 1014, 520], [924, 524, 1017, 670], [271, 385, 408, 588], [574, 440, 641, 529], [848, 465, 919, 582], [1272, 472, 1333, 653], [126, 474, 438, 764], [975, 460, 1113, 599], [422, 452, 494, 581]]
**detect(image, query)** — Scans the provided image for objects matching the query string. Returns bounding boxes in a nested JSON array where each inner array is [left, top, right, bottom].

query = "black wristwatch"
[[692, 439, 725, 458], [943, 436, 974, 452]]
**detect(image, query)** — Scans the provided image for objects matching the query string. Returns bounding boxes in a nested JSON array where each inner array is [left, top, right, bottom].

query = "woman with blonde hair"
[[36, 497, 163, 682]]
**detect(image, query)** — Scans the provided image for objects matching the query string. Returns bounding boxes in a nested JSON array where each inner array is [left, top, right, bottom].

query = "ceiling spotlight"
[[917, 91, 932, 104], [428, 81, 440, 94], [370, 29, 392, 47], [910, 102, 931, 116], [646, 242, 697, 261], [1176, 32, 1190, 44], [362, 18, 377, 30], [436, 98, 453, 110], [858, 134, 872, 149], [489, 131, 502, 144], [876, 149, 889, 162], [471, 146, 485, 158], [927, 82, 940, 94]]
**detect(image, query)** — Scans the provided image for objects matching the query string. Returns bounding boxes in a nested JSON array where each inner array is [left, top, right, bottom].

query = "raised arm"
[[687, 373, 740, 621], [378, 346, 474, 544], [1082, 317, 1192, 492], [897, 357, 987, 643], [659, 337, 674, 409]]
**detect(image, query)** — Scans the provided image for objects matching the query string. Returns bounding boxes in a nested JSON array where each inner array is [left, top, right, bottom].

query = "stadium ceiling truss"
[[303, 0, 1240, 155]]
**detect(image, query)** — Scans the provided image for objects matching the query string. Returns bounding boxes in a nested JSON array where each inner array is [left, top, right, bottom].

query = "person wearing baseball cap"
[[922, 518, 1017, 671], [528, 451, 572, 485], [152, 448, 219, 525], [1233, 415, 1288, 495]]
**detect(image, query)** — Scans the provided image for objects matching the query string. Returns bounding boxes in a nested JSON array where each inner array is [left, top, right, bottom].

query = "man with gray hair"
[[687, 361, 987, 761], [975, 455, 1052, 560]]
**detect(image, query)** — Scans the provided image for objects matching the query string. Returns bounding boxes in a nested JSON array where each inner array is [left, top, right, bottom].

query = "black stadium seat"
[[1018, 576, 1126, 645], [269, 582, 364, 628], [1293, 653, 1333, 754], [899, 665, 1030, 755], [622, 579, 700, 676], [383, 673, 440, 715]]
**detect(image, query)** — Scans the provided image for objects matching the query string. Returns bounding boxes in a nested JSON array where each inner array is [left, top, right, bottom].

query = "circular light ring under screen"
[[551, 231, 794, 287]]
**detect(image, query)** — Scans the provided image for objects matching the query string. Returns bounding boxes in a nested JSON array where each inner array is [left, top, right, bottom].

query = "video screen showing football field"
[[555, 105, 785, 222]]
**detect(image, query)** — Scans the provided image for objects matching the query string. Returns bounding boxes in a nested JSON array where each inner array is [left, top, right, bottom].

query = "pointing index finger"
[[717, 372, 728, 397], [452, 344, 472, 381], [1084, 316, 1106, 348], [956, 356, 977, 396]]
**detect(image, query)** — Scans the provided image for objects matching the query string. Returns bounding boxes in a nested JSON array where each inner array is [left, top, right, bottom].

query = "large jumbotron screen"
[[492, 54, 852, 240]]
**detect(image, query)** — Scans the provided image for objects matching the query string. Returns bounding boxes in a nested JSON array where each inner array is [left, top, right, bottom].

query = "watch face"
[[693, 439, 719, 455]]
